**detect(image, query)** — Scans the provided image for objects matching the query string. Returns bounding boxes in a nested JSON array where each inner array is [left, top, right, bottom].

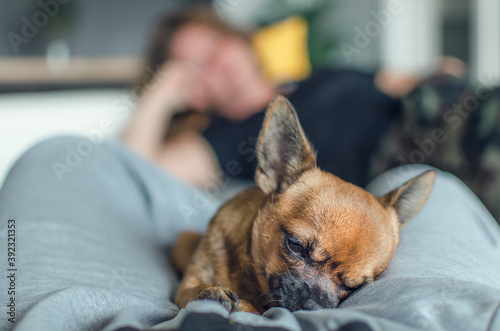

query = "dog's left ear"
[[255, 94, 316, 194], [378, 170, 436, 228]]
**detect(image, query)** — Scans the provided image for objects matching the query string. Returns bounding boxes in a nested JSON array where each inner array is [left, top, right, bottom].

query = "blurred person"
[[124, 6, 500, 221], [125, 6, 403, 187]]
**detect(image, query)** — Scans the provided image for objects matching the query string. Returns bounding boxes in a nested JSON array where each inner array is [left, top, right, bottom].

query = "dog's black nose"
[[270, 273, 342, 311]]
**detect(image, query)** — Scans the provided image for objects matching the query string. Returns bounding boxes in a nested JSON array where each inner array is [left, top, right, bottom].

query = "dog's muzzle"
[[268, 273, 341, 311]]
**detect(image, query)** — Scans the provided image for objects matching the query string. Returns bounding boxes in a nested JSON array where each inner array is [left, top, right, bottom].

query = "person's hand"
[[141, 61, 210, 114]]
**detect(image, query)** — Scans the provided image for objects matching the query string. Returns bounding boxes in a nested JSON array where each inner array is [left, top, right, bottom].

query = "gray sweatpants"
[[0, 137, 499, 331]]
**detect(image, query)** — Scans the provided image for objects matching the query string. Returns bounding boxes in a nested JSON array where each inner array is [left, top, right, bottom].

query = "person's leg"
[[366, 164, 500, 284], [0, 137, 219, 331], [155, 165, 500, 331]]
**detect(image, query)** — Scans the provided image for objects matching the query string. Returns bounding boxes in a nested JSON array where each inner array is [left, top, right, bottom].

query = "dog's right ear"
[[255, 94, 316, 194], [378, 170, 436, 229]]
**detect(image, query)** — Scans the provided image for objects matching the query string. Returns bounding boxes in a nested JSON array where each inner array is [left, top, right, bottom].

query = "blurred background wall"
[[0, 0, 487, 68], [1, 0, 498, 83], [0, 0, 181, 57]]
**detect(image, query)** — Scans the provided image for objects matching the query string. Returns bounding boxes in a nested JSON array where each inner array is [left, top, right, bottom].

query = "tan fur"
[[173, 95, 436, 314], [170, 232, 202, 275]]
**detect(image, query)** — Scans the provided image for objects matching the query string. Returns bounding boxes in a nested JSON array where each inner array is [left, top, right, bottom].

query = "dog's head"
[[251, 95, 435, 311]]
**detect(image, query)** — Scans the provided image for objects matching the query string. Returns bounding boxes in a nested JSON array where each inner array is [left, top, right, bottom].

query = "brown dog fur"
[[172, 95, 435, 314]]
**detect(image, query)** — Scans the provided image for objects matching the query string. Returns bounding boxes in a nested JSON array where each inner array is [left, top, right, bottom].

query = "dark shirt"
[[202, 69, 401, 187]]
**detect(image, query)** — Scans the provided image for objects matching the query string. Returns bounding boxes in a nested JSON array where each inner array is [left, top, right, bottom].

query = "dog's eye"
[[286, 236, 304, 256]]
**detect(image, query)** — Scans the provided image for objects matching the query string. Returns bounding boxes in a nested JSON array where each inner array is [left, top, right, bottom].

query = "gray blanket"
[[1, 137, 499, 331]]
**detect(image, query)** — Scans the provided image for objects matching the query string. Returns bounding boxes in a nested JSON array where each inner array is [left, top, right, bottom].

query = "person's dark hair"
[[138, 5, 249, 93]]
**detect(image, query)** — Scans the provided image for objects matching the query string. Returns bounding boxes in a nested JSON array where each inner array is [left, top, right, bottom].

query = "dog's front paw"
[[197, 285, 239, 312]]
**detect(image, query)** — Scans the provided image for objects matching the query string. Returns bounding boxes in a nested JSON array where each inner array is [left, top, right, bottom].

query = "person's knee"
[[36, 136, 121, 184], [16, 136, 83, 166], [5, 136, 106, 184]]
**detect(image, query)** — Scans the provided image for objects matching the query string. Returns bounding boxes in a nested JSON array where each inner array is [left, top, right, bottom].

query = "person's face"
[[169, 23, 261, 117]]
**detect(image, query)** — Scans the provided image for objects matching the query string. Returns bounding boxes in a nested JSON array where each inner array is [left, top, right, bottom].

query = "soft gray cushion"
[[0, 137, 499, 331]]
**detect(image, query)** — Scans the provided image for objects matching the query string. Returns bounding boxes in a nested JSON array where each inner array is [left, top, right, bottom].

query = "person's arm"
[[156, 130, 221, 187], [124, 89, 179, 160], [124, 62, 222, 187]]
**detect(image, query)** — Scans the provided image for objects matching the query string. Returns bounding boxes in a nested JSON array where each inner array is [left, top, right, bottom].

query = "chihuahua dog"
[[172, 95, 435, 314]]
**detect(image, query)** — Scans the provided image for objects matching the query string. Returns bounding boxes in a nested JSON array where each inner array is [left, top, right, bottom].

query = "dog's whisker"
[[242, 256, 294, 302], [240, 260, 280, 278], [253, 254, 293, 287], [250, 253, 296, 293], [276, 255, 292, 278], [244, 254, 279, 275], [263, 294, 283, 307], [253, 253, 284, 274]]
